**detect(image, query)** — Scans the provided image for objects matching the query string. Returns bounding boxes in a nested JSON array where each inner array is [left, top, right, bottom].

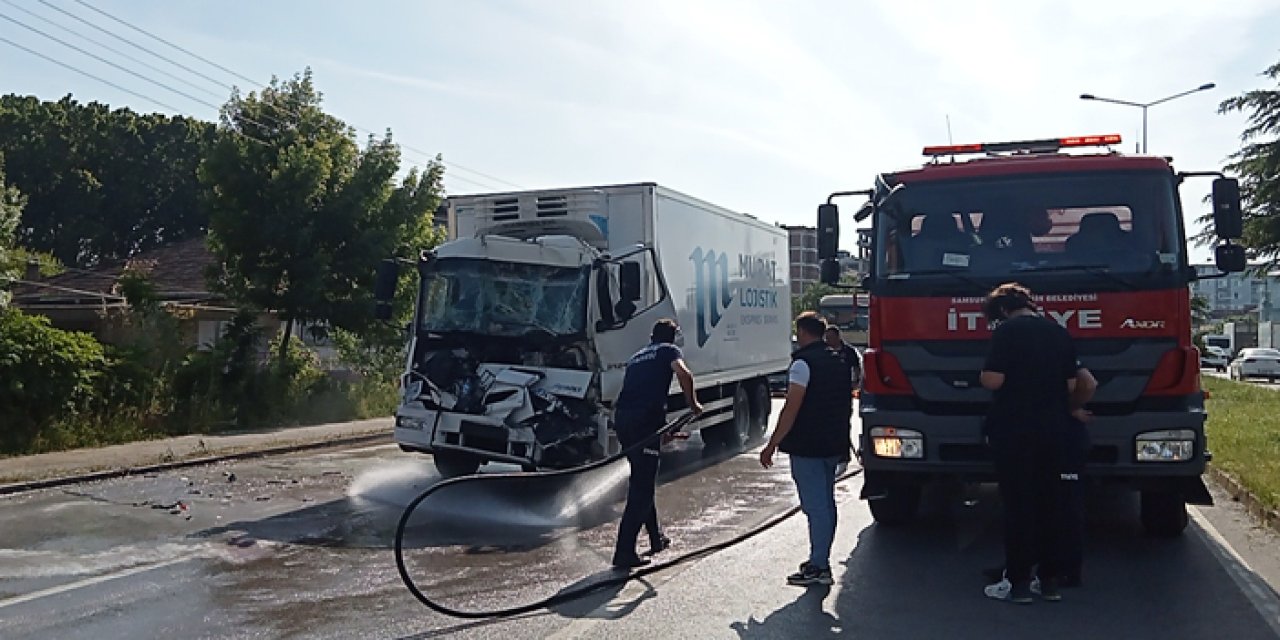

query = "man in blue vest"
[[760, 312, 854, 586], [611, 319, 703, 570]]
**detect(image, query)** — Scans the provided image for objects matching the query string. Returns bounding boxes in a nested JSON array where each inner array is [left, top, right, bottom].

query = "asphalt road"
[[2, 401, 1279, 639]]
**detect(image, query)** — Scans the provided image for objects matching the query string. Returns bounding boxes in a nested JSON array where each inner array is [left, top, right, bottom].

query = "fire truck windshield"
[[876, 171, 1182, 288]]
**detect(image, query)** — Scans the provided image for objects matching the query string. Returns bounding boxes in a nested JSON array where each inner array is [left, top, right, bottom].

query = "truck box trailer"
[[377, 183, 792, 476]]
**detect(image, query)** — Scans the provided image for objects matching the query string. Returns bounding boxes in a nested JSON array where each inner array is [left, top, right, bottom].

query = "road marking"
[[0, 556, 192, 610], [1190, 506, 1280, 637]]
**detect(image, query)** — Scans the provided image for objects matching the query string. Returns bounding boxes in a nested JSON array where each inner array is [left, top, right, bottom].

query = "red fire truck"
[[816, 133, 1246, 536]]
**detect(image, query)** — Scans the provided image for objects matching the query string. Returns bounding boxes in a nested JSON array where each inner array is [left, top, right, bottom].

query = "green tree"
[[0, 158, 26, 306], [0, 95, 215, 268], [200, 69, 445, 365], [1215, 59, 1280, 262], [1191, 293, 1211, 325]]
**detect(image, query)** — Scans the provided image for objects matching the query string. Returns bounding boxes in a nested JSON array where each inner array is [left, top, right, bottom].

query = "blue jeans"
[[790, 455, 842, 569]]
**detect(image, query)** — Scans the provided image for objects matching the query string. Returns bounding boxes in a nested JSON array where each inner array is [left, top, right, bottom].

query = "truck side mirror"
[[374, 259, 399, 321], [818, 204, 839, 260], [619, 261, 642, 302], [1213, 177, 1243, 239], [1215, 243, 1246, 274]]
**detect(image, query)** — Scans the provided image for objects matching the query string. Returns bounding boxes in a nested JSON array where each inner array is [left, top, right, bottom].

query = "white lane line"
[[0, 556, 192, 610], [1190, 506, 1280, 638]]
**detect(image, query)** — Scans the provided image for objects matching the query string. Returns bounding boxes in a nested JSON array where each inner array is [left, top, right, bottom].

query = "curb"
[[0, 432, 392, 497], [1207, 464, 1280, 535]]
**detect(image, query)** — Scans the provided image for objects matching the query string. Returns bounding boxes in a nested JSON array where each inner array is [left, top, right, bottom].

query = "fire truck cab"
[[816, 134, 1246, 536]]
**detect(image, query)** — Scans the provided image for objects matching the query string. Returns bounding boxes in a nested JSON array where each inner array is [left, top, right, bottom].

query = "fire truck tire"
[[1140, 490, 1188, 537], [868, 483, 921, 526], [433, 452, 481, 478]]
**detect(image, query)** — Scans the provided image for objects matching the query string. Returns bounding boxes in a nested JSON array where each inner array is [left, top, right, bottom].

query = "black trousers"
[[613, 407, 663, 560], [991, 434, 1074, 585]]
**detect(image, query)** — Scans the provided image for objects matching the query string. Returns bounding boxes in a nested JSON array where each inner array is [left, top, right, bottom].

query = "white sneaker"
[[984, 578, 1033, 604]]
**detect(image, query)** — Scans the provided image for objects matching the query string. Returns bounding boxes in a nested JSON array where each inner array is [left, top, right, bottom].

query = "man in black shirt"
[[979, 282, 1086, 604], [824, 326, 863, 388], [760, 312, 853, 586]]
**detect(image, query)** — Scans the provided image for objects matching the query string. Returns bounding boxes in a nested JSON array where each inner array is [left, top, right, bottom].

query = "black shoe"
[[787, 562, 833, 586], [644, 535, 672, 557], [611, 555, 651, 570], [1038, 577, 1062, 602]]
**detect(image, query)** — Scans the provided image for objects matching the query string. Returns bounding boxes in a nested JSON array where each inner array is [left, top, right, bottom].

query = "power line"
[[72, 0, 255, 88], [67, 0, 523, 191], [0, 35, 184, 112], [4, 0, 224, 100], [43, 0, 235, 91], [0, 10, 222, 111]]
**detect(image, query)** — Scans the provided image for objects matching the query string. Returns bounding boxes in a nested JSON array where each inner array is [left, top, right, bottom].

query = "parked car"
[[1228, 347, 1280, 382], [1200, 345, 1230, 372]]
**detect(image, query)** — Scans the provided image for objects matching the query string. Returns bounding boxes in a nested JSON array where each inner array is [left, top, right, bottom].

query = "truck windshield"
[[876, 171, 1182, 285], [418, 259, 590, 337]]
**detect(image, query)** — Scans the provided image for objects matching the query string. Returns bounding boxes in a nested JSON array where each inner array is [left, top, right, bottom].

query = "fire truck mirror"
[[820, 258, 842, 285], [1215, 243, 1246, 274], [818, 204, 840, 260], [1212, 177, 1243, 239]]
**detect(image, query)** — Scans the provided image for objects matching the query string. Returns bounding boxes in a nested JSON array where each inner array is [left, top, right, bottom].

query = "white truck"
[[374, 183, 792, 476]]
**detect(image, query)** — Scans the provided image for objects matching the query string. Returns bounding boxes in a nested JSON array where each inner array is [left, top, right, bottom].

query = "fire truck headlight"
[[1135, 429, 1196, 462], [396, 415, 429, 431], [870, 427, 924, 459]]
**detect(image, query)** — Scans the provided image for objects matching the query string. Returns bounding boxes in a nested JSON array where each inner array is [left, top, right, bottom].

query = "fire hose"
[[394, 411, 863, 619]]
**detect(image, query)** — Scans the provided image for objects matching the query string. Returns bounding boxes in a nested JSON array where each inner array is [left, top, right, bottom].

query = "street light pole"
[[1079, 83, 1216, 153]]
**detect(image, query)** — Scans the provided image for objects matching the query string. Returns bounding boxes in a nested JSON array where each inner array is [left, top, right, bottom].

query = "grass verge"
[[1203, 376, 1280, 512]]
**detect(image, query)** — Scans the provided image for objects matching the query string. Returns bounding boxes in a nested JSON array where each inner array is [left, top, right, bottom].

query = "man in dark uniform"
[[979, 282, 1087, 604], [824, 326, 863, 388], [611, 319, 702, 570], [760, 312, 853, 586]]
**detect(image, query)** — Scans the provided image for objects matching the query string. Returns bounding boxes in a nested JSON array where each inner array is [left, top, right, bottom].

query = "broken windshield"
[[418, 259, 590, 337]]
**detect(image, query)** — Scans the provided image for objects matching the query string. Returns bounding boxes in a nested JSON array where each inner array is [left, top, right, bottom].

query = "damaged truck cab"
[[377, 183, 792, 477]]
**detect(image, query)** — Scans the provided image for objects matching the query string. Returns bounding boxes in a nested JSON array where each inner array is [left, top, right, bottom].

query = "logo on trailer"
[[690, 247, 734, 347]]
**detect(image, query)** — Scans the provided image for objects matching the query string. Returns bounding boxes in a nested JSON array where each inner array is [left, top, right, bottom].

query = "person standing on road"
[[979, 282, 1086, 604], [760, 312, 854, 586], [612, 319, 703, 570], [824, 326, 863, 389], [983, 366, 1097, 590]]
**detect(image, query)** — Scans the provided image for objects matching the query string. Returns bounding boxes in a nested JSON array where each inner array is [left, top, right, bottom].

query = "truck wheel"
[[748, 380, 771, 441], [433, 451, 481, 478], [868, 482, 921, 526], [702, 386, 753, 449], [1140, 490, 1188, 537]]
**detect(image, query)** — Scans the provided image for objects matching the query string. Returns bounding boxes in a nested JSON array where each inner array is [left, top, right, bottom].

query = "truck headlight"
[[396, 415, 429, 431], [869, 427, 923, 459], [1135, 429, 1195, 462]]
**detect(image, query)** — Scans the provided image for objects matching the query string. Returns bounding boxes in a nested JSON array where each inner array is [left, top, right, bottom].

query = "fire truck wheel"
[[868, 482, 921, 526], [433, 452, 481, 478], [1140, 490, 1188, 537]]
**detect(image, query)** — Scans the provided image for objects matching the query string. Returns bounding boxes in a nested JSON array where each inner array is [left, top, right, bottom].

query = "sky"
[[2, 0, 1279, 263]]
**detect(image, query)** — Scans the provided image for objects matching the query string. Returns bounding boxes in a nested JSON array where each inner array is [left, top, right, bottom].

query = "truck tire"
[[868, 482, 921, 526], [1140, 490, 1188, 537], [702, 386, 753, 449], [748, 380, 771, 440], [433, 451, 481, 478]]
